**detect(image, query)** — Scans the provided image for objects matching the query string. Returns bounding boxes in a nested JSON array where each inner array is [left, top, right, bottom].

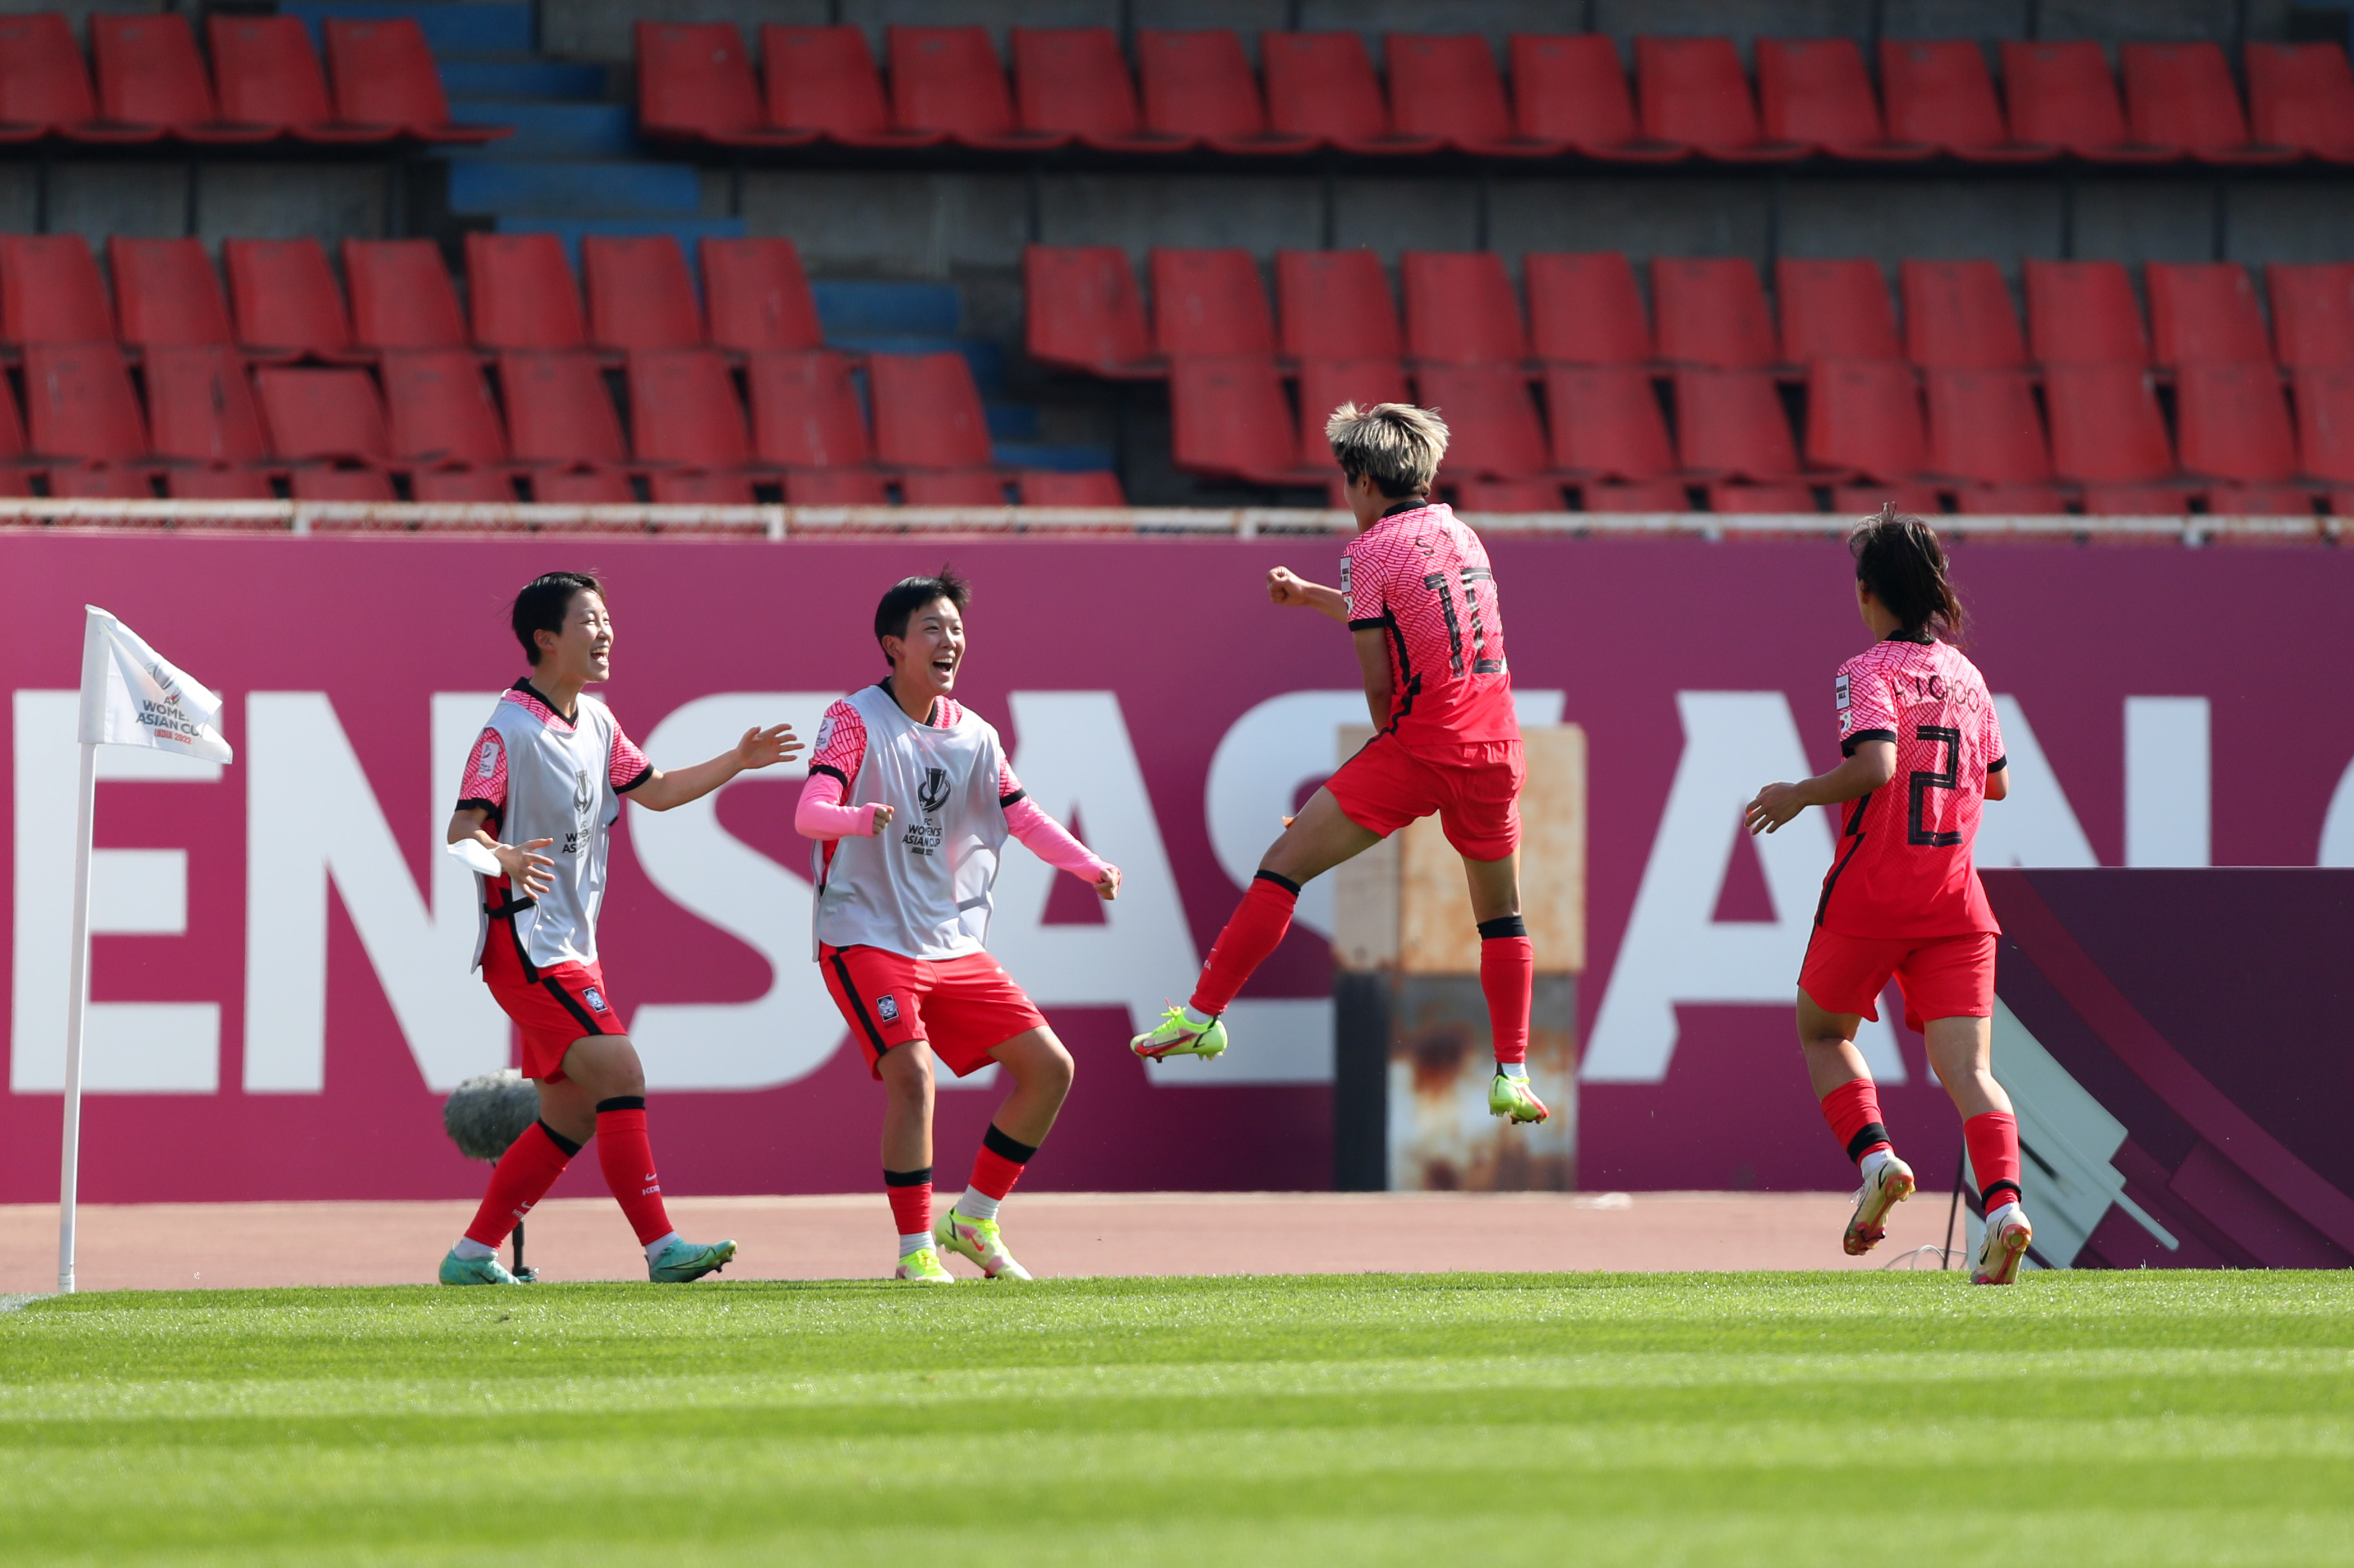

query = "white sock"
[[898, 1232, 933, 1258], [1181, 1004, 1213, 1028], [955, 1187, 1001, 1223], [1860, 1147, 1898, 1184], [452, 1237, 497, 1262], [642, 1230, 681, 1262], [1498, 1061, 1529, 1081]]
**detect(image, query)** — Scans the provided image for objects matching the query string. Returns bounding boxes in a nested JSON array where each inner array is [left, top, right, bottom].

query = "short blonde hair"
[[1325, 402, 1448, 497]]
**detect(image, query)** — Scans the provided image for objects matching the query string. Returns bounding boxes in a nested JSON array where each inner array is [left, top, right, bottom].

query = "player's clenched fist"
[[1266, 566, 1317, 607], [866, 802, 895, 837], [734, 723, 802, 770], [1093, 865, 1121, 901]]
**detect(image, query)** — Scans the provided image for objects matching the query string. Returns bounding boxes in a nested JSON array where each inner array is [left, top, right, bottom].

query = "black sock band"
[[1477, 915, 1528, 940], [595, 1096, 645, 1114], [1254, 868, 1302, 897], [535, 1119, 583, 1159], [982, 1123, 1040, 1165], [1981, 1179, 2023, 1210], [1845, 1123, 1891, 1163], [883, 1166, 933, 1187]]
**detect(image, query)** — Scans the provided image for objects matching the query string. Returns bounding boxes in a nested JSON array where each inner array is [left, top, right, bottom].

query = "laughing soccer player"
[[796, 569, 1120, 1283], [439, 571, 801, 1286], [1130, 403, 1548, 1126], [1742, 509, 2035, 1285]]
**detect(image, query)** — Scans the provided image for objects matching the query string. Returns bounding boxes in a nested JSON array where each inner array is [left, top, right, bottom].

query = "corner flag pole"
[[56, 737, 97, 1295]]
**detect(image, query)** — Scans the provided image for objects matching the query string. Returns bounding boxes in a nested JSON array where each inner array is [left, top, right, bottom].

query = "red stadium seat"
[[1901, 259, 2028, 368], [1401, 252, 1526, 365], [902, 469, 1008, 506], [2293, 365, 2354, 480], [22, 344, 146, 460], [2079, 484, 2189, 515], [1025, 246, 1156, 376], [108, 237, 233, 349], [1386, 33, 1563, 155], [1260, 31, 1443, 154], [50, 465, 156, 499], [1636, 36, 1809, 160], [868, 352, 993, 468], [344, 239, 469, 351], [254, 366, 388, 462], [648, 469, 754, 504], [0, 373, 25, 458], [144, 345, 266, 464], [0, 11, 155, 142], [584, 236, 702, 352], [1509, 34, 1684, 160], [2120, 42, 2293, 163], [1415, 363, 1549, 478], [1756, 38, 1930, 158], [167, 466, 272, 499], [1878, 39, 2054, 160], [412, 468, 517, 502], [466, 233, 586, 352], [1526, 252, 1652, 364], [1955, 483, 2065, 513], [2146, 262, 2272, 365], [1776, 259, 1902, 362], [1134, 29, 1317, 154], [747, 351, 870, 467], [1807, 359, 1926, 479], [224, 239, 352, 360], [2266, 262, 2354, 367], [1169, 356, 1301, 483], [91, 13, 272, 143], [0, 235, 115, 344], [532, 467, 634, 503], [1924, 368, 2053, 483], [1020, 469, 1125, 506], [326, 19, 506, 142], [290, 465, 395, 501], [1652, 257, 1776, 368], [702, 237, 822, 354], [2202, 483, 2315, 515], [761, 26, 945, 148], [1708, 481, 1817, 512], [2000, 41, 2174, 161], [1673, 368, 1801, 478], [888, 26, 1067, 150], [628, 349, 750, 467], [1013, 27, 1189, 151], [2175, 361, 2296, 481], [2026, 260, 2148, 365], [2244, 43, 2354, 160], [2044, 363, 2174, 481], [785, 467, 888, 505], [498, 352, 626, 466], [1277, 250, 1402, 362], [1293, 359, 1411, 467], [381, 351, 506, 467], [207, 15, 391, 142], [1542, 365, 1676, 479], [1583, 479, 1692, 511], [635, 22, 813, 147], [1150, 249, 1275, 358], [1833, 483, 1942, 515], [1455, 478, 1566, 511]]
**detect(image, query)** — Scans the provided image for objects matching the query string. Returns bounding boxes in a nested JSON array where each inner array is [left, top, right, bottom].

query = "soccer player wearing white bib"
[[439, 572, 801, 1286], [795, 569, 1119, 1283]]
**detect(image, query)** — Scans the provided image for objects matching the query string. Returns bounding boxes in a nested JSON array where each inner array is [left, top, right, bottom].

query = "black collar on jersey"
[[876, 677, 944, 728], [1379, 495, 1434, 518], [1881, 628, 1936, 645], [513, 677, 579, 727]]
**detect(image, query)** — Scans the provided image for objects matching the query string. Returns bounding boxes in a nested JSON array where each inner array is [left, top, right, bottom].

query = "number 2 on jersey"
[[1422, 568, 1505, 677], [1908, 724, 1964, 847]]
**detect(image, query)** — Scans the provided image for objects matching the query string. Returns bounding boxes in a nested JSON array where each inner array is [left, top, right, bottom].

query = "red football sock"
[[1190, 871, 1298, 1016], [885, 1168, 933, 1238], [968, 1124, 1038, 1202], [592, 1097, 673, 1246], [1964, 1112, 2023, 1212], [1478, 919, 1535, 1065], [1818, 1077, 1893, 1165], [462, 1120, 576, 1249]]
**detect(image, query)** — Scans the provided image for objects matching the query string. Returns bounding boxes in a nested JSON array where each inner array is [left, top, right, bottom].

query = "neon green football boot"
[[894, 1246, 956, 1284], [1130, 1004, 1228, 1062], [936, 1209, 1033, 1280], [1487, 1071, 1550, 1124]]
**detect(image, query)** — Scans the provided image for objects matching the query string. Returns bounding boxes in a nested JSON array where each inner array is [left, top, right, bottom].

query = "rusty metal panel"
[[1385, 974, 1576, 1191]]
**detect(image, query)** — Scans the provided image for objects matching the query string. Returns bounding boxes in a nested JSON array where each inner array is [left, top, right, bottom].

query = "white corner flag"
[[56, 608, 234, 1294]]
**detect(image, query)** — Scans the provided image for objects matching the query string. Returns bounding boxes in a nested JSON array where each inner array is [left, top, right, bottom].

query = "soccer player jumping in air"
[[1742, 509, 2035, 1285], [1130, 403, 1548, 1126], [796, 569, 1119, 1283], [439, 571, 801, 1286]]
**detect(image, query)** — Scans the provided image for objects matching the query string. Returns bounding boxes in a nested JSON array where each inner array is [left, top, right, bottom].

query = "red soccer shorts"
[[1325, 734, 1523, 861], [481, 923, 619, 1082], [1799, 928, 1996, 1032], [819, 943, 1047, 1080]]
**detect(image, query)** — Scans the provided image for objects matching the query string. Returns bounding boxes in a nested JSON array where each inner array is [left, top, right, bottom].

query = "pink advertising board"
[[2, 532, 2350, 1205]]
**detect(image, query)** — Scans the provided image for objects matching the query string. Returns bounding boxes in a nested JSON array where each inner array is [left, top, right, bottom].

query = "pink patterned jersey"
[[1816, 635, 2007, 940], [1340, 502, 1519, 758]]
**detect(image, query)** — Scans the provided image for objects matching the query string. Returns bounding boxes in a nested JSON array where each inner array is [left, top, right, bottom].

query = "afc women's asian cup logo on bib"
[[565, 768, 593, 854], [902, 766, 950, 857], [917, 766, 951, 816]]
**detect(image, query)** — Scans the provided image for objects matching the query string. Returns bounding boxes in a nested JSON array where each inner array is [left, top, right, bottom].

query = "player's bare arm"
[[628, 723, 804, 811], [1351, 624, 1394, 732], [1267, 566, 1349, 622], [443, 808, 556, 898], [1743, 739, 1896, 835]]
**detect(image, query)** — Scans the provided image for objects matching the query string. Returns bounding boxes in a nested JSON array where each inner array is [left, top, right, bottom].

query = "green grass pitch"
[[3, 1271, 2350, 1565]]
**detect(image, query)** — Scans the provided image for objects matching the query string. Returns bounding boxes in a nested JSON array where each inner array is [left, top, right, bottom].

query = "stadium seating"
[[1279, 250, 1404, 362], [1013, 27, 1190, 151], [291, 466, 396, 500], [345, 240, 471, 351], [2292, 365, 2354, 478], [1636, 36, 1808, 160], [144, 345, 266, 465], [1169, 356, 1304, 484], [1021, 469, 1127, 506], [1, 236, 115, 343], [535, 467, 635, 504], [1777, 259, 1902, 361], [760, 25, 943, 147], [1134, 29, 1317, 153], [0, 11, 153, 142], [1025, 246, 1157, 377], [90, 14, 270, 143], [323, 19, 505, 143], [1878, 39, 2054, 160], [24, 344, 148, 460], [466, 233, 588, 352], [1652, 258, 1777, 368], [381, 352, 507, 468], [1542, 365, 1676, 478], [890, 26, 1067, 149], [902, 469, 1010, 505], [2174, 361, 2298, 480], [2001, 41, 2175, 160], [1385, 33, 1560, 156], [1507, 34, 1683, 160], [2245, 43, 2354, 158], [1526, 252, 1652, 363], [868, 352, 994, 468], [2044, 363, 2175, 481], [1924, 368, 2054, 485], [1151, 249, 1276, 359], [584, 236, 702, 352], [500, 352, 626, 467], [1402, 252, 1526, 364], [1295, 359, 1411, 467], [629, 349, 751, 467], [2267, 262, 2354, 365], [1674, 369, 1802, 478], [636, 22, 815, 147], [413, 469, 519, 502], [1805, 358, 1927, 479], [1756, 38, 1930, 159], [702, 238, 824, 353], [254, 366, 389, 462], [225, 239, 354, 361], [206, 15, 392, 142], [2025, 260, 2150, 364], [1414, 363, 1547, 477], [2148, 262, 2274, 365], [1260, 32, 1443, 155], [1902, 259, 2029, 367], [747, 351, 872, 467], [109, 237, 234, 349], [2120, 42, 2295, 163], [786, 467, 890, 505]]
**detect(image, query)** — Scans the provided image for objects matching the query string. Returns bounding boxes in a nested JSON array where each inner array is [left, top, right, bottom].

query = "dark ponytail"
[[1850, 504, 1965, 644]]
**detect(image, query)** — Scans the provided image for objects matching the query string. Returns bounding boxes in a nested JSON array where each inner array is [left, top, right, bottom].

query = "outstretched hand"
[[734, 723, 802, 771], [1743, 783, 1807, 836], [496, 838, 557, 898]]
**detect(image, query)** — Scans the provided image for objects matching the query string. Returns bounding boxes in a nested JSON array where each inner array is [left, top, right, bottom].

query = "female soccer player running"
[[796, 569, 1120, 1283], [1130, 403, 1548, 1127], [439, 571, 801, 1286], [1742, 509, 2034, 1285]]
